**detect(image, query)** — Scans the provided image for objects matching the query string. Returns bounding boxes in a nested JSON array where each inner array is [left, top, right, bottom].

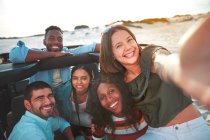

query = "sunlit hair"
[[24, 81, 52, 101], [70, 64, 93, 124], [45, 25, 63, 38], [89, 74, 139, 133], [100, 25, 138, 74]]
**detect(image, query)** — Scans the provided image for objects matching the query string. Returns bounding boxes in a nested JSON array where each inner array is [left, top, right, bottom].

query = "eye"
[[128, 37, 135, 43], [81, 77, 87, 81], [57, 37, 63, 43], [109, 88, 115, 94], [128, 38, 133, 42], [116, 44, 122, 49], [48, 94, 54, 99], [98, 95, 106, 101], [72, 77, 78, 81], [35, 96, 44, 101], [48, 36, 55, 41]]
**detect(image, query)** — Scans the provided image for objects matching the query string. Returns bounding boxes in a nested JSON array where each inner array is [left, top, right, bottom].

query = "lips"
[[76, 85, 83, 89], [124, 51, 134, 58], [110, 101, 118, 109], [52, 46, 59, 49], [41, 105, 53, 112]]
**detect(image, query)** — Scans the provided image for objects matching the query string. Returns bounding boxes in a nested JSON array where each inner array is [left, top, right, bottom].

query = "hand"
[[53, 52, 73, 57], [178, 16, 210, 108], [91, 124, 96, 133]]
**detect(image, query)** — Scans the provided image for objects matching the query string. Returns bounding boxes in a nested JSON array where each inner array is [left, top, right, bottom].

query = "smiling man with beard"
[[8, 81, 74, 140]]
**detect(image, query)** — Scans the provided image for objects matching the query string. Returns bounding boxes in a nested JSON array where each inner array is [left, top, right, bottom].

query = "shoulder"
[[9, 123, 46, 140], [152, 48, 171, 63]]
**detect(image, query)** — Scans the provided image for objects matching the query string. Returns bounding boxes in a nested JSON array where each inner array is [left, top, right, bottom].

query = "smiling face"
[[24, 88, 55, 120], [72, 68, 91, 95], [44, 30, 63, 52], [97, 82, 123, 117], [111, 30, 140, 67]]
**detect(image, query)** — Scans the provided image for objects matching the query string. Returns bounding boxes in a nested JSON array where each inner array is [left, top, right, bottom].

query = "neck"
[[72, 92, 87, 104], [124, 63, 141, 83]]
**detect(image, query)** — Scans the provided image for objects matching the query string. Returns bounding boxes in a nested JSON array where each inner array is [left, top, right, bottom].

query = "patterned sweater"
[[92, 110, 148, 140]]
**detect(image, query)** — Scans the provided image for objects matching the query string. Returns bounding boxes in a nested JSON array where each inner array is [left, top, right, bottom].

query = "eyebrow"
[[34, 95, 44, 100], [113, 36, 132, 46]]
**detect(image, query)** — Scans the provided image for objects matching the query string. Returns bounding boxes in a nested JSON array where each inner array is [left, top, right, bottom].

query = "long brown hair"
[[89, 74, 140, 134]]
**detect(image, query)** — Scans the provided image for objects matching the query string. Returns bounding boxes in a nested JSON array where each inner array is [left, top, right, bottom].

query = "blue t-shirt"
[[8, 111, 70, 140]]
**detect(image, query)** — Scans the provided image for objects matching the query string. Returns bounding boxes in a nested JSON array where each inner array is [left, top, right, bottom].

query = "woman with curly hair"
[[90, 75, 148, 140]]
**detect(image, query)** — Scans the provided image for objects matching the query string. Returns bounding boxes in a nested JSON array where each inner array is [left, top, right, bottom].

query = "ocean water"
[[0, 27, 103, 54], [0, 19, 197, 54]]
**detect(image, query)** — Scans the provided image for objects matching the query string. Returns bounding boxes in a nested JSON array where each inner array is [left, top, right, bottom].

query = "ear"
[[43, 39, 46, 46], [24, 100, 31, 111]]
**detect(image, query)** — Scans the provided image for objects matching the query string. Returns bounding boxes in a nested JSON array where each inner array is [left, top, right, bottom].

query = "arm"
[[179, 16, 210, 86], [178, 16, 210, 107], [151, 48, 176, 83], [25, 49, 70, 62], [94, 43, 101, 52], [152, 33, 210, 107], [48, 117, 73, 139], [9, 41, 70, 63], [65, 42, 100, 54], [63, 126, 75, 140]]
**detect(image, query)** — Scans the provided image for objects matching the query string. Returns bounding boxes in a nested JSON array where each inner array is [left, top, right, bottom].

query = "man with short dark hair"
[[8, 81, 74, 140]]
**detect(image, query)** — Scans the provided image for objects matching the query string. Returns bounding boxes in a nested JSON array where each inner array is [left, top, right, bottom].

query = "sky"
[[0, 0, 210, 37]]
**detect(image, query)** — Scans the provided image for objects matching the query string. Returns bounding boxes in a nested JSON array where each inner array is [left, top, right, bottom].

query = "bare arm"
[[25, 49, 72, 62], [151, 16, 210, 107], [63, 126, 75, 140], [151, 48, 177, 83], [178, 15, 210, 107]]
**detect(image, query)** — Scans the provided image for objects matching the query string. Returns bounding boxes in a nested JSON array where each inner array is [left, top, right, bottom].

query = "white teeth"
[[125, 52, 134, 57], [110, 101, 118, 108], [43, 106, 52, 110], [77, 86, 83, 88], [52, 46, 59, 49]]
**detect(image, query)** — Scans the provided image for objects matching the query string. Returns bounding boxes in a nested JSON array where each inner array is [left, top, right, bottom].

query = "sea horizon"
[[0, 12, 209, 39]]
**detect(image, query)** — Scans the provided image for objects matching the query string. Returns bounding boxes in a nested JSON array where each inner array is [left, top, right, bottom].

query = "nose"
[[106, 94, 113, 103], [43, 97, 52, 104], [76, 79, 81, 84], [124, 43, 131, 51]]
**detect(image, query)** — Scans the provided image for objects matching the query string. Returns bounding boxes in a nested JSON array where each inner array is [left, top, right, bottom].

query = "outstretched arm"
[[179, 16, 210, 86], [178, 15, 210, 106], [152, 16, 210, 107]]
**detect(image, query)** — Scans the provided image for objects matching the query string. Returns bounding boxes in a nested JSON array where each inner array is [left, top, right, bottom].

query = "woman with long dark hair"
[[56, 64, 95, 140]]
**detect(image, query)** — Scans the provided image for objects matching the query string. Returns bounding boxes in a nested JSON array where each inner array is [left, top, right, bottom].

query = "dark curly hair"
[[89, 73, 141, 134]]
